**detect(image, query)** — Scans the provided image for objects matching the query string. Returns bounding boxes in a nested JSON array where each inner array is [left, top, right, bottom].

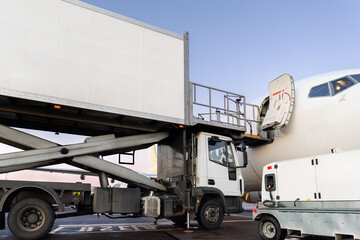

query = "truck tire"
[[197, 199, 224, 230], [169, 214, 187, 226], [258, 216, 286, 240], [8, 198, 55, 240]]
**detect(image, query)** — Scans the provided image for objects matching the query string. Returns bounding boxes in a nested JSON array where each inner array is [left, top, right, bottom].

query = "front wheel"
[[8, 198, 55, 240], [258, 216, 287, 240], [197, 199, 224, 230]]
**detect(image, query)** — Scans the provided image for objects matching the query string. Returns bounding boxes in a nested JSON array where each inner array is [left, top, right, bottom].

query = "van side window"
[[227, 144, 236, 180], [309, 83, 330, 98], [265, 174, 276, 191], [331, 77, 354, 95]]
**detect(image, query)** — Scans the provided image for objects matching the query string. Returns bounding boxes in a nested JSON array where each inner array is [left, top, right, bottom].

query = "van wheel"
[[258, 216, 286, 240], [8, 198, 55, 240], [197, 199, 224, 230]]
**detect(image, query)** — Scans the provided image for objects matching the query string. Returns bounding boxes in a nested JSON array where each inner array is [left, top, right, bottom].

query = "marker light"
[[54, 105, 61, 109], [267, 166, 272, 170]]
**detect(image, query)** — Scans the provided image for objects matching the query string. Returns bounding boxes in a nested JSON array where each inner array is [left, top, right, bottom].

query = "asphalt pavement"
[[0, 211, 260, 240]]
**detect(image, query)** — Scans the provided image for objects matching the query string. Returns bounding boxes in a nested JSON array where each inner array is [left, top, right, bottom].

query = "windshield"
[[350, 74, 360, 83], [331, 77, 354, 95], [309, 75, 357, 98], [309, 83, 330, 97]]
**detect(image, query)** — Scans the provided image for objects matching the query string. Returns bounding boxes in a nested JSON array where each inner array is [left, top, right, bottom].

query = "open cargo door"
[[261, 74, 295, 131]]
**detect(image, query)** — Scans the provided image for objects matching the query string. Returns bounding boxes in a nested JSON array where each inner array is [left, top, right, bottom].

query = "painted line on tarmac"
[[55, 222, 174, 228], [223, 220, 253, 223], [49, 227, 184, 235], [229, 214, 253, 219], [49, 227, 63, 234], [49, 220, 252, 235], [48, 222, 184, 235]]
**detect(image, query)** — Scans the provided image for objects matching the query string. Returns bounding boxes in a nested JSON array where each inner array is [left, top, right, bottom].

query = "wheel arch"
[[196, 187, 227, 213], [0, 183, 64, 213], [254, 212, 278, 221]]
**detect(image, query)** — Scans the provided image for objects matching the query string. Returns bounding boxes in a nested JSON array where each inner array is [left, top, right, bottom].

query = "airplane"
[[240, 69, 360, 201]]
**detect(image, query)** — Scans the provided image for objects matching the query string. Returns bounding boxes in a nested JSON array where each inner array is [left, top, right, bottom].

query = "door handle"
[[208, 179, 215, 185]]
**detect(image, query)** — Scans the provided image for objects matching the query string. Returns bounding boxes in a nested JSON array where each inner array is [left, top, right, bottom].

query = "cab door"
[[206, 136, 240, 196], [261, 74, 295, 131]]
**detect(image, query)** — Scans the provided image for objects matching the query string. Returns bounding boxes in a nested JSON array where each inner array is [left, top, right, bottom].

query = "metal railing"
[[191, 82, 260, 134]]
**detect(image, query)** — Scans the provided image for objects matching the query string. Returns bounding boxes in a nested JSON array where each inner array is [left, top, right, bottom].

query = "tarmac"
[[0, 208, 335, 240]]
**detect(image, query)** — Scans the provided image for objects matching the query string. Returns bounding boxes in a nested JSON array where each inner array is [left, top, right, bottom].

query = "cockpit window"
[[309, 83, 330, 98], [350, 74, 360, 83], [309, 75, 358, 98], [330, 77, 354, 95]]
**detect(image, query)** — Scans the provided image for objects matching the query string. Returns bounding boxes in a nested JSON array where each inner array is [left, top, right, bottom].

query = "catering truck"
[[253, 149, 360, 240], [0, 0, 262, 239]]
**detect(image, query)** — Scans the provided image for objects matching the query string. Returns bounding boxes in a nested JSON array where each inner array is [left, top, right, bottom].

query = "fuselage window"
[[331, 77, 354, 95], [350, 74, 360, 83], [309, 83, 330, 98]]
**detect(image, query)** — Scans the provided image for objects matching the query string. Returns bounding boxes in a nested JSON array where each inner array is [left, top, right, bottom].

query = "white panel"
[[316, 150, 360, 201], [275, 158, 317, 201], [0, 0, 185, 123]]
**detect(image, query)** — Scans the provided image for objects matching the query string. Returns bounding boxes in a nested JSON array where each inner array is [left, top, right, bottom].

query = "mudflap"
[[0, 211, 5, 230]]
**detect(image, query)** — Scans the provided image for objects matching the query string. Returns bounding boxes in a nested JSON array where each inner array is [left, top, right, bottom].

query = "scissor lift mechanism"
[[0, 124, 167, 191]]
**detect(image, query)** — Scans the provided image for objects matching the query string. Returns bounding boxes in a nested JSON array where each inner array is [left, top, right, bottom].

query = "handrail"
[[191, 82, 261, 133]]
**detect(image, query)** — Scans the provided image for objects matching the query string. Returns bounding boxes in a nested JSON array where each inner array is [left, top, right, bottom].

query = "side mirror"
[[236, 148, 248, 168]]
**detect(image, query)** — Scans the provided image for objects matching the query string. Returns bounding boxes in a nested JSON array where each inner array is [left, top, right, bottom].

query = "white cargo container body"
[[0, 0, 186, 125], [0, 0, 252, 139], [261, 150, 360, 202]]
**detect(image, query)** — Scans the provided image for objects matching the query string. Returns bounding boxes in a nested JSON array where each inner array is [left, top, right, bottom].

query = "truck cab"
[[195, 132, 244, 199], [181, 132, 246, 229]]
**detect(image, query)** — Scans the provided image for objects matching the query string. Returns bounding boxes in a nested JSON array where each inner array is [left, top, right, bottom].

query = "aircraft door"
[[261, 74, 295, 131]]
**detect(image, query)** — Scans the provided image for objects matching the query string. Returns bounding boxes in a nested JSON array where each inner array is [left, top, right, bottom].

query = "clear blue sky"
[[81, 0, 360, 100]]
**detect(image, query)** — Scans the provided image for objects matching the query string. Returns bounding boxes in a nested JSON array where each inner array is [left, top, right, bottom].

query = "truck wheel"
[[169, 214, 187, 226], [8, 198, 55, 240], [258, 216, 286, 240], [197, 199, 224, 230]]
